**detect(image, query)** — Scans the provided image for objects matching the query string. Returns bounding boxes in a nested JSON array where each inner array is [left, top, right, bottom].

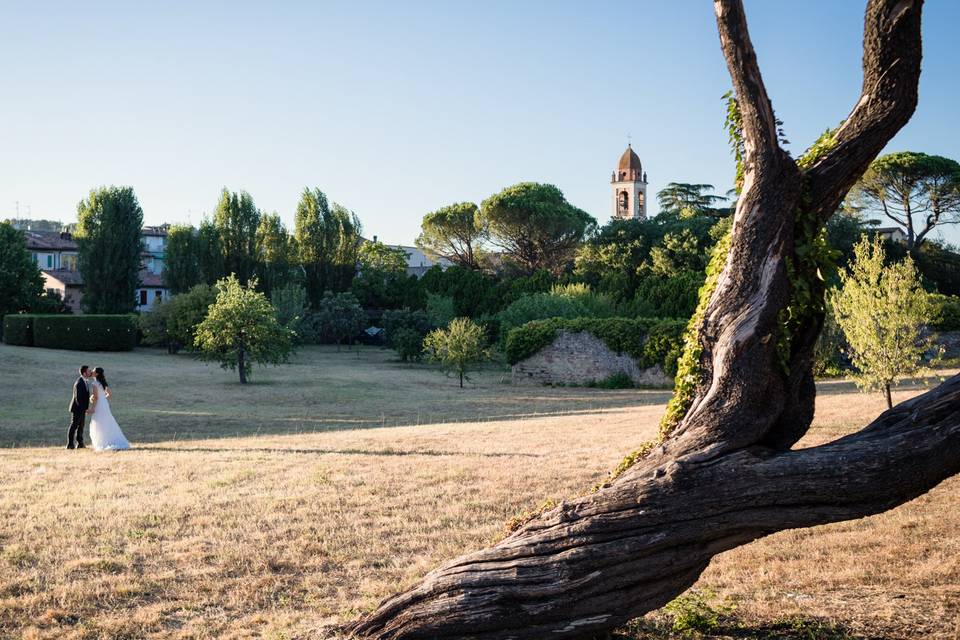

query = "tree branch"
[[714, 0, 782, 167], [805, 0, 924, 221]]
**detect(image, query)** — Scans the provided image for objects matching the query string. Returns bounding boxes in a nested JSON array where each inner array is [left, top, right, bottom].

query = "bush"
[[3, 315, 34, 346], [393, 327, 424, 362], [32, 314, 138, 351], [932, 294, 960, 331], [382, 308, 433, 346], [425, 293, 456, 328], [588, 371, 634, 389], [496, 285, 616, 345], [505, 317, 685, 375], [629, 270, 704, 319]]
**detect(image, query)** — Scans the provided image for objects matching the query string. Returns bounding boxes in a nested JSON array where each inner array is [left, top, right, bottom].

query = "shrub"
[[393, 327, 424, 362], [496, 285, 616, 345], [3, 315, 34, 346], [664, 589, 734, 635], [505, 317, 685, 375], [32, 314, 138, 351], [423, 317, 489, 387], [931, 294, 960, 331], [425, 293, 456, 328], [382, 309, 433, 346], [588, 371, 634, 389]]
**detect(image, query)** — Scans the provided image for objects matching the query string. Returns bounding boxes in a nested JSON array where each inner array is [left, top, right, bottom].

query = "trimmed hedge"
[[2, 315, 34, 346], [505, 316, 687, 375], [26, 315, 138, 351]]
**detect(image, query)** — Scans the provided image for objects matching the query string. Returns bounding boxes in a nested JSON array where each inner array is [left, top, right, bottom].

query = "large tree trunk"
[[349, 1, 942, 638]]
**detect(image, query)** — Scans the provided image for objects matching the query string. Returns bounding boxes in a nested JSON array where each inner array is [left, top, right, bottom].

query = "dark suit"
[[68, 376, 90, 447]]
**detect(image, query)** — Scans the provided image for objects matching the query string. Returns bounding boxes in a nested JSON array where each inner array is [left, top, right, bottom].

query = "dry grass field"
[[0, 344, 957, 639]]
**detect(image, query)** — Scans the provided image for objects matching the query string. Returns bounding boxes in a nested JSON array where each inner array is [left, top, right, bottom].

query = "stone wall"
[[511, 330, 672, 387]]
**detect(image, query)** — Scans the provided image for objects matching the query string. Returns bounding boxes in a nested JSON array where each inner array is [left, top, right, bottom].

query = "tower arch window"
[[618, 191, 629, 213]]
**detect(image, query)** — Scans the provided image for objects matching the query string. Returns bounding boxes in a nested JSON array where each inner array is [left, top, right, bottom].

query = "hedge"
[[2, 315, 34, 346], [27, 315, 138, 351], [505, 316, 687, 375]]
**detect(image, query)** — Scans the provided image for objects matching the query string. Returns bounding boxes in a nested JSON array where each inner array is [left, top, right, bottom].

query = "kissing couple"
[[67, 365, 131, 451]]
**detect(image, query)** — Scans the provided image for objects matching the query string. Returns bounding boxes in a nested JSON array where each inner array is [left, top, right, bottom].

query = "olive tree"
[[423, 317, 488, 388], [350, 2, 960, 638]]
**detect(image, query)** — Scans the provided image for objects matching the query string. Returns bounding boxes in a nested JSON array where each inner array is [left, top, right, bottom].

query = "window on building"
[[139, 290, 147, 305], [46, 254, 53, 268]]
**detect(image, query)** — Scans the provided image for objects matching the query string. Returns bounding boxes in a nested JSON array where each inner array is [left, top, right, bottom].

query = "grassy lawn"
[[0, 344, 957, 639]]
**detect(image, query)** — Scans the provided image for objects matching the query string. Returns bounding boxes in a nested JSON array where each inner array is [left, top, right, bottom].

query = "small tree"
[[832, 236, 939, 408], [423, 317, 489, 388], [271, 283, 313, 343], [194, 275, 293, 383], [392, 327, 425, 362]]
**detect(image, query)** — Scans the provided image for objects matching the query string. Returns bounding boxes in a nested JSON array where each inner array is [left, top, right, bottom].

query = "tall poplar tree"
[[294, 188, 363, 308], [255, 212, 294, 296], [75, 186, 144, 313], [0, 222, 44, 329], [196, 218, 224, 285], [164, 224, 200, 294], [213, 188, 260, 284]]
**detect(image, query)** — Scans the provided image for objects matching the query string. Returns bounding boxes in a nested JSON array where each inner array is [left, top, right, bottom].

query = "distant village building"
[[875, 226, 908, 244], [368, 236, 453, 277], [22, 227, 170, 312], [611, 144, 648, 220]]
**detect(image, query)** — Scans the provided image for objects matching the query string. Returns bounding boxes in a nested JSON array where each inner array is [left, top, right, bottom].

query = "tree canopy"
[[213, 189, 261, 284], [194, 275, 293, 384], [75, 186, 144, 313], [656, 183, 730, 218], [294, 188, 363, 308], [856, 151, 960, 250], [416, 202, 486, 270], [0, 222, 44, 329], [480, 182, 596, 275], [164, 224, 200, 294]]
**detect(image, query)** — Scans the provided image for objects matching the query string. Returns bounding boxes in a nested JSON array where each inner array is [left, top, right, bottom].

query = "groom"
[[67, 365, 93, 449]]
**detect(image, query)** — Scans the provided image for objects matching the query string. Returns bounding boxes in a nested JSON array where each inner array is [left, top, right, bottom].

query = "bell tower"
[[611, 144, 648, 220]]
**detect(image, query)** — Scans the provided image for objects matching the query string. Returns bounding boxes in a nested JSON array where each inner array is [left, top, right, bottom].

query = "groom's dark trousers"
[[68, 376, 90, 448]]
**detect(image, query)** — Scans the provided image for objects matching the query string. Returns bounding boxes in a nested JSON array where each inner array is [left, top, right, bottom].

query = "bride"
[[89, 367, 131, 451]]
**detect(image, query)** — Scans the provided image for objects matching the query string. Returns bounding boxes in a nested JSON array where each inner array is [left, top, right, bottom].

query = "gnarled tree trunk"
[[349, 1, 956, 638]]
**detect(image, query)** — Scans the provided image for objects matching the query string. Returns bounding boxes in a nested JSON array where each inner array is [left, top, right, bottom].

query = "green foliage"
[[29, 290, 71, 315], [480, 182, 596, 274], [75, 186, 144, 314], [213, 189, 261, 285], [931, 294, 960, 331], [812, 300, 845, 377], [382, 308, 433, 346], [30, 314, 137, 351], [914, 241, 960, 296], [420, 265, 502, 317], [193, 276, 294, 383], [352, 242, 424, 309], [504, 317, 685, 375], [855, 151, 960, 249], [139, 284, 217, 353], [164, 224, 200, 294], [425, 293, 456, 328], [315, 291, 365, 347], [832, 236, 940, 406], [295, 188, 363, 307], [656, 183, 729, 219], [0, 222, 44, 330], [722, 90, 745, 194], [270, 284, 313, 343], [2, 315, 34, 346], [629, 271, 704, 319], [423, 317, 489, 387], [416, 202, 486, 270], [255, 213, 295, 296], [587, 371, 634, 389], [663, 589, 734, 636], [196, 219, 225, 285], [392, 327, 425, 362], [497, 284, 616, 345]]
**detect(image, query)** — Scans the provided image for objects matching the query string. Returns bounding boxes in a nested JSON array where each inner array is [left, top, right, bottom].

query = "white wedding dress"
[[89, 380, 131, 451]]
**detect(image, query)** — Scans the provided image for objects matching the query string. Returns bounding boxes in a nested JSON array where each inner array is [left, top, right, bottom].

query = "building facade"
[[611, 144, 648, 220]]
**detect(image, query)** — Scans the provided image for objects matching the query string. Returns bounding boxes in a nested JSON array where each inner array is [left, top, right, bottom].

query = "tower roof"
[[617, 144, 642, 173]]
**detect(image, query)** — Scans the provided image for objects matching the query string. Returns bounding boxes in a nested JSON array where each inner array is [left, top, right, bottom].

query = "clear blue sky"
[[2, 1, 958, 245]]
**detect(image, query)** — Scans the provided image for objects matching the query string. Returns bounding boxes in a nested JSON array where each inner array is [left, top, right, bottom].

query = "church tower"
[[611, 144, 648, 220]]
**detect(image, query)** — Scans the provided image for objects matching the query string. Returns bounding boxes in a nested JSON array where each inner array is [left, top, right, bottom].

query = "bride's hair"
[[94, 367, 108, 389]]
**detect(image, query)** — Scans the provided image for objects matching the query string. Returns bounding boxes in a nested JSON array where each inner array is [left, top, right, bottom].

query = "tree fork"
[[349, 1, 938, 637]]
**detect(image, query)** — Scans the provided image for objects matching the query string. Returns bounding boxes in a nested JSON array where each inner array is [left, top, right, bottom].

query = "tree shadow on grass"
[[613, 615, 859, 639], [136, 445, 542, 459]]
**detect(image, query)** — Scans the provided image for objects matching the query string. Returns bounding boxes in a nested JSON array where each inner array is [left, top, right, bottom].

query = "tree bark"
[[348, 1, 937, 638]]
